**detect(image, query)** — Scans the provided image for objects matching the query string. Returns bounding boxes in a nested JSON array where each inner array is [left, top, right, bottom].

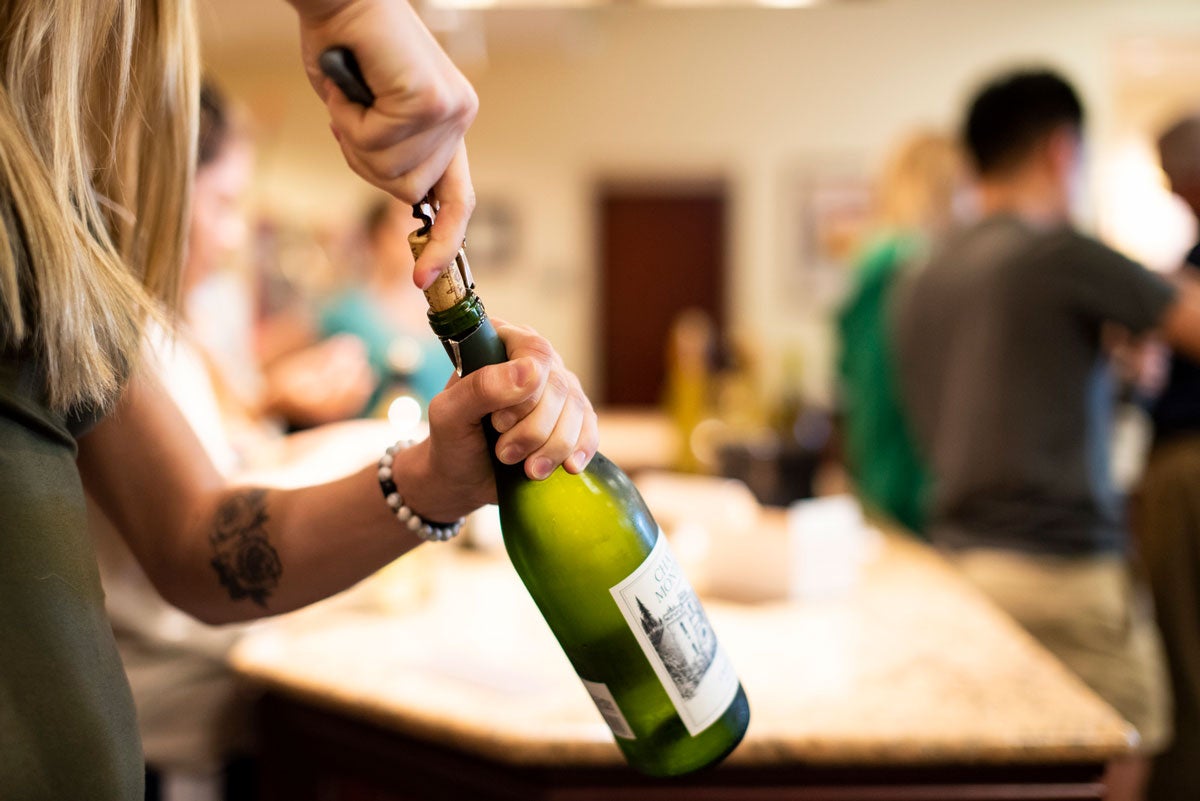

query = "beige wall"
[[202, 0, 1200, 404]]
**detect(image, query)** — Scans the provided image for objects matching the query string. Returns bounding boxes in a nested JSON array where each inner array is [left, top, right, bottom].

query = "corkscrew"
[[408, 194, 476, 302], [411, 197, 434, 237]]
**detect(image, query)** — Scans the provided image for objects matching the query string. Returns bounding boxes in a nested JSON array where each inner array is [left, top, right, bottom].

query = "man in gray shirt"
[[894, 70, 1200, 801]]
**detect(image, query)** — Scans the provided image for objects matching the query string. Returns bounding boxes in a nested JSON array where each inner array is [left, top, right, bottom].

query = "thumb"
[[431, 358, 541, 426], [413, 146, 475, 290]]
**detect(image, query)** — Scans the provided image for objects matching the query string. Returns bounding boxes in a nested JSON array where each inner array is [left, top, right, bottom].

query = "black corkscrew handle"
[[318, 47, 376, 108]]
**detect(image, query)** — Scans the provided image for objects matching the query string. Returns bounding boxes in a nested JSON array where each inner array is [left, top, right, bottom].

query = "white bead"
[[397, 506, 413, 522], [377, 466, 392, 482], [406, 515, 422, 532], [420, 524, 434, 539], [386, 493, 401, 509], [385, 445, 396, 456], [380, 452, 393, 467]]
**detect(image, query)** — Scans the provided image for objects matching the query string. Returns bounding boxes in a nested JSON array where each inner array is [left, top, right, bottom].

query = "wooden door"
[[598, 187, 727, 407]]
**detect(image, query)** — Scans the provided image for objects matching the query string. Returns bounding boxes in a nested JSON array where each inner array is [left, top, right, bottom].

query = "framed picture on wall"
[[782, 159, 874, 307], [465, 199, 519, 273]]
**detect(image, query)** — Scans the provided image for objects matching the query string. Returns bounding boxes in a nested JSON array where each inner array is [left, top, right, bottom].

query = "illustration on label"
[[610, 532, 738, 735]]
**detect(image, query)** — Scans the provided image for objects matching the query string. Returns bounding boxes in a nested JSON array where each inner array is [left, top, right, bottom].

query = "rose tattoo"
[[209, 488, 282, 607]]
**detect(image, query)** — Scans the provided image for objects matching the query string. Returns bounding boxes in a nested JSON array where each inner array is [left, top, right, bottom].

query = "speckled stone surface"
[[231, 518, 1136, 769]]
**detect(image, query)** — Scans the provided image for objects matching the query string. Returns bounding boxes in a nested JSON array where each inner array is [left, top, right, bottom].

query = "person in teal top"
[[836, 132, 971, 536], [0, 3, 597, 800], [319, 200, 453, 415], [320, 288, 451, 411]]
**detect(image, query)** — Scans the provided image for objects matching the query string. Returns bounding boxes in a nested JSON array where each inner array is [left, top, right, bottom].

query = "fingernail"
[[493, 411, 516, 432], [569, 450, 589, 473], [530, 457, 553, 480], [498, 446, 520, 465], [419, 270, 438, 291]]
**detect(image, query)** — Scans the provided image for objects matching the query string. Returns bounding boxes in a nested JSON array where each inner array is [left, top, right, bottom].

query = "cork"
[[409, 229, 469, 312]]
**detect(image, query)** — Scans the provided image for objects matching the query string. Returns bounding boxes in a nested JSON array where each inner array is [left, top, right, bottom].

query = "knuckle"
[[524, 334, 555, 364], [518, 357, 546, 396], [509, 393, 538, 415], [414, 83, 456, 127], [568, 373, 585, 399], [480, 366, 508, 401], [338, 142, 372, 181], [458, 188, 477, 217], [545, 370, 572, 398], [458, 86, 480, 126], [390, 173, 425, 205], [383, 156, 409, 182], [510, 418, 554, 452], [412, 88, 443, 125], [426, 392, 451, 423]]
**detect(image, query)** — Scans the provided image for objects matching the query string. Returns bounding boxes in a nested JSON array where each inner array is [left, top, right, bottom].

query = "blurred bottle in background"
[[715, 345, 833, 507], [663, 308, 718, 473]]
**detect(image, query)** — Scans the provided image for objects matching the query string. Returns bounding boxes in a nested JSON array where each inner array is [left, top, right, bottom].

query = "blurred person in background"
[[317, 197, 454, 418], [835, 130, 972, 537], [1138, 113, 1200, 801], [89, 79, 393, 801], [184, 80, 374, 441], [1, 2, 606, 800], [893, 69, 1200, 801]]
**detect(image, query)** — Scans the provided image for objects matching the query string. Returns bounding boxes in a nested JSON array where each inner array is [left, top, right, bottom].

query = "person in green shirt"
[[835, 131, 971, 536], [0, 2, 595, 800]]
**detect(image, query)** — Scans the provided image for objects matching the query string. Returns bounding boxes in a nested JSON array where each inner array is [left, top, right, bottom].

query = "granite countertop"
[[231, 514, 1136, 769]]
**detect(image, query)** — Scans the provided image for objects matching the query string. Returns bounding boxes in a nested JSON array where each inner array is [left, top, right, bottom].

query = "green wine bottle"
[[412, 206, 750, 777]]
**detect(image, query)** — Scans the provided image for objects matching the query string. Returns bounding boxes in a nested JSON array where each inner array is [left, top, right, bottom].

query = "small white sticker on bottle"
[[610, 531, 738, 736], [580, 678, 636, 739]]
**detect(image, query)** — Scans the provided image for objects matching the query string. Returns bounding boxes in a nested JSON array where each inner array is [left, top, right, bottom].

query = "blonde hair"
[[877, 131, 968, 235], [0, 0, 198, 412]]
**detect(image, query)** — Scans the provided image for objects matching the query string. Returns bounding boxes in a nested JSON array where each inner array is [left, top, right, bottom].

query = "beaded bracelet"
[[377, 441, 465, 542]]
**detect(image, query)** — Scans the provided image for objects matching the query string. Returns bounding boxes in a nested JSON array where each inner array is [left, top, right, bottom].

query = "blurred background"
[[118, 5, 1200, 799], [198, 0, 1200, 411]]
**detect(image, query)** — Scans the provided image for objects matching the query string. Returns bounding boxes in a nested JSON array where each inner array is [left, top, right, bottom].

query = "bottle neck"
[[427, 293, 508, 377], [426, 290, 524, 486], [410, 218, 522, 484], [427, 293, 487, 344]]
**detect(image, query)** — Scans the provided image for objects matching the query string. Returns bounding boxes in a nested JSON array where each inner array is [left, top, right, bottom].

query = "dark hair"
[[963, 69, 1084, 176], [198, 80, 229, 168]]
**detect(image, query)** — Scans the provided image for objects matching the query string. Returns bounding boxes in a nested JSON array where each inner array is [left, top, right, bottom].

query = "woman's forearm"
[[81, 323, 593, 625], [185, 441, 480, 624], [181, 467, 408, 623]]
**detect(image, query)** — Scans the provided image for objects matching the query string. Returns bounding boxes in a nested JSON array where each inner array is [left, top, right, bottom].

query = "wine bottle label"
[[580, 678, 635, 739], [610, 532, 738, 736]]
